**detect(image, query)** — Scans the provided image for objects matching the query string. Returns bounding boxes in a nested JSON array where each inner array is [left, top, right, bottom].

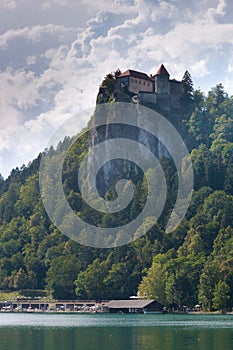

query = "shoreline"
[[1, 310, 233, 315]]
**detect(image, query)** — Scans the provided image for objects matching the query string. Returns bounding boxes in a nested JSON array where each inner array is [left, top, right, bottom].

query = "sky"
[[1, 0, 233, 178]]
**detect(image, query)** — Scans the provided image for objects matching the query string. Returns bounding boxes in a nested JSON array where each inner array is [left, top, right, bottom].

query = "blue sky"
[[1, 0, 233, 178]]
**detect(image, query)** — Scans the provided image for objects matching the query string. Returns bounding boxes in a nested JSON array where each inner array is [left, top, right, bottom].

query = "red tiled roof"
[[118, 69, 152, 81], [155, 64, 170, 76]]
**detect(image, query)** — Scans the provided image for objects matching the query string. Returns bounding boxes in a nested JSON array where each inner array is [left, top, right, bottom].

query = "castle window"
[[139, 80, 141, 84], [148, 83, 150, 86], [135, 79, 137, 83], [143, 82, 145, 85]]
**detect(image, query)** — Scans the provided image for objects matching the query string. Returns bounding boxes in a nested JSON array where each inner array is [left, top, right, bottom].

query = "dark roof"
[[118, 69, 152, 81], [170, 79, 181, 84], [155, 64, 170, 76], [104, 299, 156, 309]]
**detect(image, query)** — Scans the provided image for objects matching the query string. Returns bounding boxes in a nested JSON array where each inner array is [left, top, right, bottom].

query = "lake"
[[0, 313, 232, 350]]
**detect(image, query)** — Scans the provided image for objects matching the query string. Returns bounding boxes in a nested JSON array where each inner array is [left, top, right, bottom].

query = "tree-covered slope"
[[0, 74, 232, 311]]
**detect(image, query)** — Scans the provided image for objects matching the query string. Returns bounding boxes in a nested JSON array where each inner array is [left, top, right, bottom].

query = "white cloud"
[[207, 0, 226, 22], [1, 0, 233, 177], [227, 61, 233, 73], [26, 55, 37, 65], [0, 69, 42, 110], [0, 24, 75, 49], [190, 59, 211, 78], [151, 1, 179, 21], [0, 0, 18, 9]]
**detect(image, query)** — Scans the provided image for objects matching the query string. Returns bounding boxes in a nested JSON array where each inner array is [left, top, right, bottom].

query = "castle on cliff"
[[98, 64, 182, 112], [117, 64, 181, 111]]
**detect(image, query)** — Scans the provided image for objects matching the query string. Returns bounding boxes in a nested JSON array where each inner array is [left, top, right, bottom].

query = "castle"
[[116, 64, 181, 111]]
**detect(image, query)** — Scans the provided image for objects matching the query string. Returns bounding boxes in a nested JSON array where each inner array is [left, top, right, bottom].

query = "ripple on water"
[[0, 313, 232, 329]]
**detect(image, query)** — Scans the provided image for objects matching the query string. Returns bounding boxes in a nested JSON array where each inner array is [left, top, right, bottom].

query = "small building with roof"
[[116, 69, 154, 94], [102, 299, 164, 314]]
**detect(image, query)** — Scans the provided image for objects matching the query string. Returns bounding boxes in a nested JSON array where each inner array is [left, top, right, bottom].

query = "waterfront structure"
[[103, 299, 164, 314]]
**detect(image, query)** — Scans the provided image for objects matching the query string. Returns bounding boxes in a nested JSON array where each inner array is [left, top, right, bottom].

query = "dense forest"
[[0, 71, 232, 312]]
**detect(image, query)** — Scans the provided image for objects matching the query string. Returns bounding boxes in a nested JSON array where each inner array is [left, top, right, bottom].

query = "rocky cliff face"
[[86, 102, 172, 198]]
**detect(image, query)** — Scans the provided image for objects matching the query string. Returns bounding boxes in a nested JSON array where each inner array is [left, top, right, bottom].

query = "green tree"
[[212, 114, 233, 142], [46, 255, 81, 299], [101, 73, 116, 94], [198, 259, 219, 310], [14, 174, 39, 217], [212, 281, 231, 312], [193, 89, 205, 112], [104, 262, 133, 299], [188, 110, 209, 146], [165, 273, 179, 307], [207, 83, 227, 110], [13, 268, 28, 290], [181, 70, 194, 116], [138, 258, 167, 304], [166, 255, 203, 307], [75, 258, 110, 300]]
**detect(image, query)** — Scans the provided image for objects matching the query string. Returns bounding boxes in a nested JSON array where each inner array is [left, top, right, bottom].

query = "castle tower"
[[154, 64, 170, 95]]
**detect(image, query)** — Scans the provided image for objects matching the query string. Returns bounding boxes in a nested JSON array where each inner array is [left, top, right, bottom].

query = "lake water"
[[0, 313, 232, 350]]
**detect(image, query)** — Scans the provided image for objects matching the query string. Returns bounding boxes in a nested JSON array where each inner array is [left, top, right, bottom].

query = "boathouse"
[[103, 299, 164, 314]]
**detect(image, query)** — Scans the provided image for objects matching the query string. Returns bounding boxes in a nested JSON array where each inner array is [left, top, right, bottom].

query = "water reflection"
[[0, 314, 232, 350]]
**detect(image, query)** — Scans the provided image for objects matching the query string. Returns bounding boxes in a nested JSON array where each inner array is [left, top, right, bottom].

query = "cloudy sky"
[[0, 0, 233, 178]]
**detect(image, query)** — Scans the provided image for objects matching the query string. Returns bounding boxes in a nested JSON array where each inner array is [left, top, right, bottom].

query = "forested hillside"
[[0, 72, 232, 311]]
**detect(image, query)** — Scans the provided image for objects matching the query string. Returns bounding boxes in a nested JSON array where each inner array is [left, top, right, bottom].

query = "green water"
[[0, 313, 232, 350]]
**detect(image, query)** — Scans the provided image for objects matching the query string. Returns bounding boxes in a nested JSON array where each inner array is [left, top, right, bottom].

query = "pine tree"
[[101, 73, 116, 94], [181, 70, 194, 117]]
